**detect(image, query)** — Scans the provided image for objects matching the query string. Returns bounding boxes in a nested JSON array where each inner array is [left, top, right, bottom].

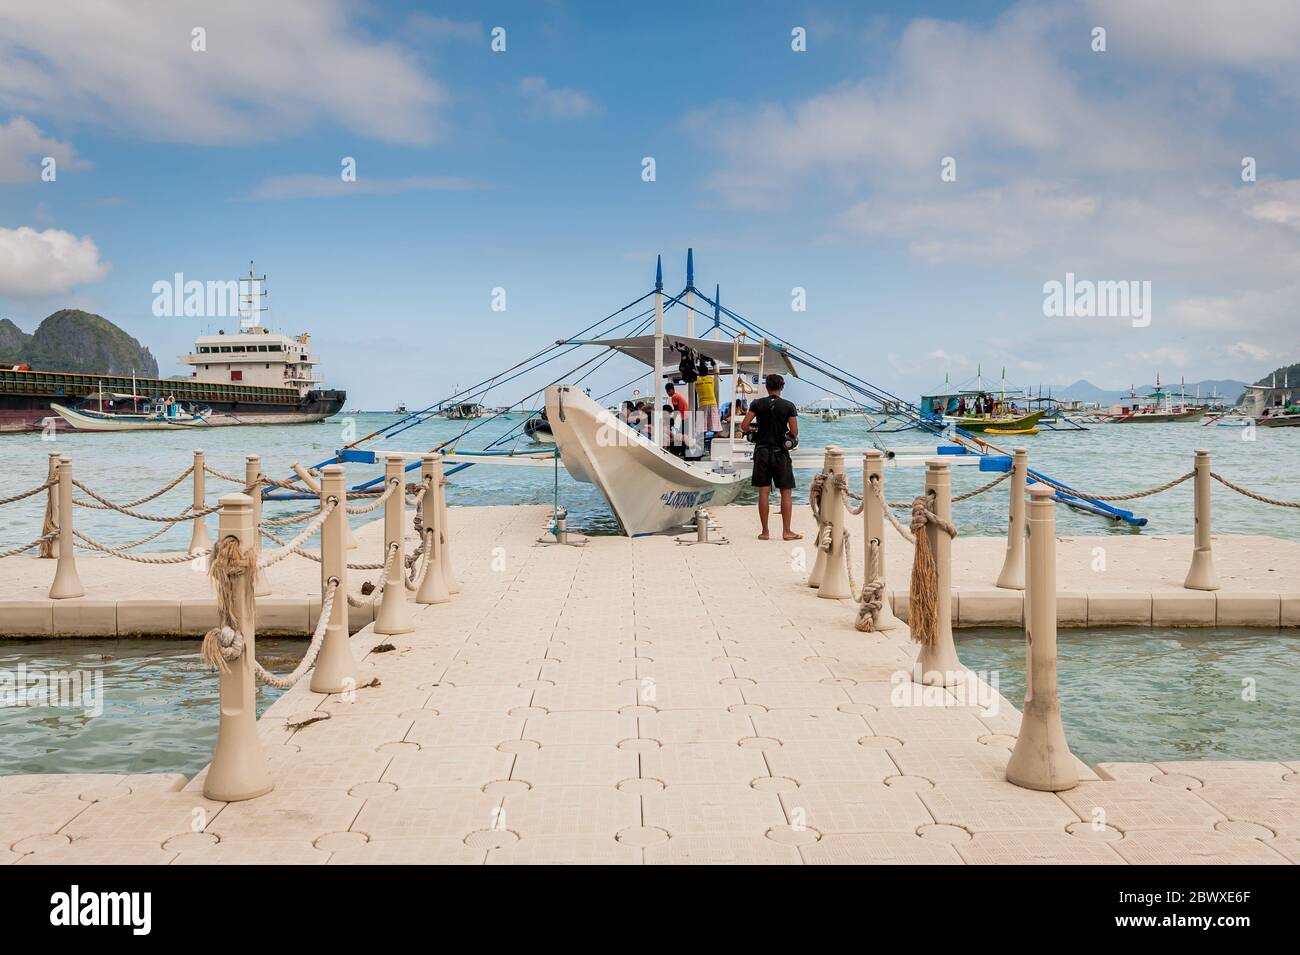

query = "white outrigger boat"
[[303, 250, 1132, 534], [50, 393, 213, 432]]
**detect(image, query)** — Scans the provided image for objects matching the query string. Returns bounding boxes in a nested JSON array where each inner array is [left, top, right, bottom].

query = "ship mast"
[[239, 261, 268, 330]]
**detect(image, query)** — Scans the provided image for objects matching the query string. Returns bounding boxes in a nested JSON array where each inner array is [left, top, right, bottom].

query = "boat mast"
[[239, 261, 267, 330], [653, 255, 665, 448]]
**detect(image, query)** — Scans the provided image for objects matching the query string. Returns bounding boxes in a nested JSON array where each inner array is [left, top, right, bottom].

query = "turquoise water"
[[956, 627, 1300, 766], [0, 411, 1297, 546], [0, 638, 295, 777]]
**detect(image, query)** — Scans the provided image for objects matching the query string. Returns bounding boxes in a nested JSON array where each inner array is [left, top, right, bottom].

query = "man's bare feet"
[[783, 531, 802, 541], [758, 532, 770, 540]]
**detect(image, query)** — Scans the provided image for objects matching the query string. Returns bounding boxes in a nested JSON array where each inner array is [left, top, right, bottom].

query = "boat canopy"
[[571, 334, 799, 378]]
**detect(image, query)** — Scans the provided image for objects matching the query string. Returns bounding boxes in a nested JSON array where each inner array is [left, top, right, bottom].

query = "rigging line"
[[371, 302, 668, 448], [385, 285, 692, 446], [482, 315, 658, 451], [342, 288, 661, 451], [693, 287, 915, 410]]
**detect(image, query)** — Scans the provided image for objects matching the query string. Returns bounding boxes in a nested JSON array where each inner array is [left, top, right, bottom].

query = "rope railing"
[[345, 477, 398, 515], [72, 529, 210, 564], [1029, 470, 1194, 503], [1210, 472, 1300, 509], [0, 478, 55, 508], [347, 541, 399, 607], [71, 479, 221, 521], [0, 532, 56, 559], [254, 500, 336, 570]]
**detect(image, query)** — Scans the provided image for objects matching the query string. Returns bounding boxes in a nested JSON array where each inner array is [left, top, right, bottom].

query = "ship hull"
[[0, 371, 344, 433]]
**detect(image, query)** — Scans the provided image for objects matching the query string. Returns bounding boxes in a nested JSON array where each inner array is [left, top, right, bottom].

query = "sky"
[[1, 0, 1298, 409]]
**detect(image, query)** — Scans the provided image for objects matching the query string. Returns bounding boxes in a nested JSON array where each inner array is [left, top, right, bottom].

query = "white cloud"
[[247, 174, 481, 200], [0, 116, 85, 184], [518, 76, 599, 119], [1230, 342, 1271, 362], [407, 14, 482, 43], [1087, 0, 1300, 71], [0, 1, 445, 144], [0, 226, 110, 296]]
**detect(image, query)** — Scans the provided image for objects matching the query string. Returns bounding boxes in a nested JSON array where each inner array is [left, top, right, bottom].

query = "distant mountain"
[[0, 309, 158, 377], [1239, 361, 1300, 403], [1051, 378, 1248, 404]]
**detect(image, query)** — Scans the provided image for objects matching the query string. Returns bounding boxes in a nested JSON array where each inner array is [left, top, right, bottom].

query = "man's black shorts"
[[751, 445, 796, 489]]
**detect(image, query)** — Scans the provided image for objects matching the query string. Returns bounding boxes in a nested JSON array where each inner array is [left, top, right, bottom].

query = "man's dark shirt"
[[749, 395, 797, 448]]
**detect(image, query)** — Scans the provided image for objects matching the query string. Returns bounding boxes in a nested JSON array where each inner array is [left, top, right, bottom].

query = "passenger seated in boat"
[[741, 374, 801, 541]]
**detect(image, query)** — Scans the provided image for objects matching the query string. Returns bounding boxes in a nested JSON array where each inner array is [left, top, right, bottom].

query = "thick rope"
[[73, 529, 210, 564], [844, 533, 885, 633], [200, 533, 338, 689], [346, 477, 398, 515], [40, 481, 57, 558], [405, 528, 435, 591], [0, 532, 56, 559], [907, 492, 956, 646], [868, 475, 916, 545], [71, 479, 221, 521], [262, 508, 319, 526], [832, 474, 865, 516], [0, 478, 56, 507], [255, 499, 335, 569], [1211, 472, 1300, 509], [1030, 470, 1193, 502], [952, 470, 1010, 502], [348, 542, 399, 607]]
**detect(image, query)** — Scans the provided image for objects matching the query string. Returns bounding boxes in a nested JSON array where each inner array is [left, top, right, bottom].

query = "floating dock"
[[1, 503, 1296, 865]]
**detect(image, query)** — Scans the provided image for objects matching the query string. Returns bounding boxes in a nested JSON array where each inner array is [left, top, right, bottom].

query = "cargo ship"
[[0, 268, 345, 433]]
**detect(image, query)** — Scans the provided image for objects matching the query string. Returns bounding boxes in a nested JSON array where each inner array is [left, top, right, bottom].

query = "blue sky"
[[2, 0, 1299, 408]]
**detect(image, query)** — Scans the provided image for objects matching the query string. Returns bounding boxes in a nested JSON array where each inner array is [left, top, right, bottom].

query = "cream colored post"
[[862, 450, 899, 630], [1006, 484, 1078, 792], [915, 459, 963, 685], [203, 491, 273, 802], [806, 451, 833, 588], [995, 448, 1028, 590], [48, 456, 85, 599], [435, 453, 459, 594], [374, 454, 415, 633], [310, 464, 356, 692], [188, 449, 212, 555], [40, 452, 59, 558], [1184, 448, 1219, 591], [816, 447, 851, 599], [245, 455, 271, 596], [416, 454, 451, 605]]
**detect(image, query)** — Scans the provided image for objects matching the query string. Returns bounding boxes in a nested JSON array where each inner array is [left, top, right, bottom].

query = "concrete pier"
[[0, 503, 1295, 864]]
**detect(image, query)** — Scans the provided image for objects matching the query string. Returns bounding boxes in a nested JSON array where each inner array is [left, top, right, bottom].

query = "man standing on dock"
[[741, 374, 801, 541]]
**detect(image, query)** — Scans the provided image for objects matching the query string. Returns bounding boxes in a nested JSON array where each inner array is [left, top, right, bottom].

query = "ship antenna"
[[239, 260, 268, 330]]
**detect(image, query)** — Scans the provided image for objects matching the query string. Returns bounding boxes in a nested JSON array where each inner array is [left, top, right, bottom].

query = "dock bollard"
[[807, 452, 834, 589], [416, 454, 451, 605], [246, 455, 271, 597], [374, 453, 415, 634], [1006, 484, 1078, 792], [310, 464, 357, 692], [914, 459, 963, 686], [204, 491, 273, 802], [435, 454, 459, 594], [1184, 448, 1219, 591], [189, 449, 212, 555], [40, 451, 59, 559], [816, 447, 852, 599], [862, 450, 899, 630], [995, 448, 1028, 590], [48, 455, 85, 599]]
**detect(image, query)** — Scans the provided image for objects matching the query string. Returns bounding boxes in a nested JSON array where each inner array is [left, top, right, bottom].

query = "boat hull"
[[49, 403, 212, 432], [950, 410, 1045, 432], [545, 384, 745, 536], [1258, 413, 1300, 428], [1106, 407, 1207, 423]]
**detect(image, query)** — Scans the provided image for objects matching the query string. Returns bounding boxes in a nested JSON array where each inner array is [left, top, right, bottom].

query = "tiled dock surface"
[[2, 504, 1298, 864], [4, 504, 1300, 632]]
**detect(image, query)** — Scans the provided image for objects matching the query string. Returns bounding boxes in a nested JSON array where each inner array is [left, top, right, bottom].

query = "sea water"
[[0, 411, 1295, 548], [956, 627, 1300, 766]]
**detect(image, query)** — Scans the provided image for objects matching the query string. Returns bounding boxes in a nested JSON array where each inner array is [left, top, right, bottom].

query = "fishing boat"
[[441, 401, 485, 420], [1258, 405, 1300, 427], [394, 402, 408, 415], [50, 392, 213, 431], [523, 412, 555, 444], [1105, 377, 1207, 423], [921, 370, 1045, 433]]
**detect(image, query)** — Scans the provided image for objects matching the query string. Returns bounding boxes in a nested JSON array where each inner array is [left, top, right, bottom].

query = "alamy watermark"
[[1, 664, 104, 717], [1043, 272, 1151, 328]]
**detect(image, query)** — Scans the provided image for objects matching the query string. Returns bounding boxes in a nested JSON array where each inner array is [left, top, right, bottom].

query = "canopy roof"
[[573, 334, 799, 378]]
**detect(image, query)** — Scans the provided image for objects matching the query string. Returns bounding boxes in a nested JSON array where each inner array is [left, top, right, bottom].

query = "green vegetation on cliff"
[[0, 309, 158, 377]]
